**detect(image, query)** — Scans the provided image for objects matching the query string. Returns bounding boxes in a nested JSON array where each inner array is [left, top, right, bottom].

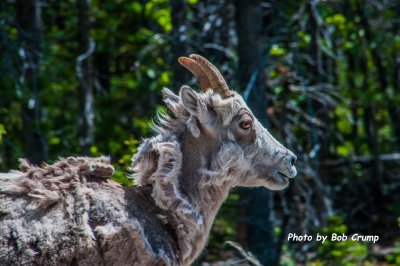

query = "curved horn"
[[189, 54, 234, 98], [178, 54, 234, 98], [178, 57, 211, 92]]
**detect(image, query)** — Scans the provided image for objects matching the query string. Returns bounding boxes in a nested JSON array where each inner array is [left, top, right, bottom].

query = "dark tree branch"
[[77, 0, 95, 155], [16, 0, 48, 164]]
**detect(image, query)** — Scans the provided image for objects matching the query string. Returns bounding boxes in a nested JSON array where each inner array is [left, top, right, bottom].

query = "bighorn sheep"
[[0, 55, 297, 265]]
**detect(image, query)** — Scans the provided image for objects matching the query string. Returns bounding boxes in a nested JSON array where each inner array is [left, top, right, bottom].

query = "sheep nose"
[[282, 153, 297, 178], [290, 155, 297, 166]]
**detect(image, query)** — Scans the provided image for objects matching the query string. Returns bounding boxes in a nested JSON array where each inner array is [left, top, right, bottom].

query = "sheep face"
[[179, 86, 297, 190]]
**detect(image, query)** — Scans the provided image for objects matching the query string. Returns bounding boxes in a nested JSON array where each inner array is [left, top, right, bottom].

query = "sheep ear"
[[162, 87, 179, 104], [180, 85, 211, 137], [180, 86, 199, 115]]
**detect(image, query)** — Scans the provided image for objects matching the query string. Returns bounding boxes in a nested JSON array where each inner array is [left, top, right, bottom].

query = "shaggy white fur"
[[0, 57, 297, 266]]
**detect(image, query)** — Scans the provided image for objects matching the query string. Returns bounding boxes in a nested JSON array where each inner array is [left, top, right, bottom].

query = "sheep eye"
[[240, 120, 252, 130]]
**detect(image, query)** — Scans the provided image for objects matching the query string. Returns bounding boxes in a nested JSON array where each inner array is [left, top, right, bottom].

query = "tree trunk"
[[16, 0, 47, 165], [235, 1, 277, 265], [169, 0, 189, 91], [391, 2, 400, 148], [393, 49, 400, 148], [347, 51, 360, 155], [77, 0, 95, 155], [308, 0, 332, 226], [356, 1, 383, 202], [360, 51, 383, 204], [357, 1, 399, 149]]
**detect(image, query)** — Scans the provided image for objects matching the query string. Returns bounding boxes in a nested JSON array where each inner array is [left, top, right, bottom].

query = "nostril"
[[290, 156, 296, 166]]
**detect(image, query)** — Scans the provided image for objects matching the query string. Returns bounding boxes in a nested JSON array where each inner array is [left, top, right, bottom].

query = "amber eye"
[[240, 120, 252, 130]]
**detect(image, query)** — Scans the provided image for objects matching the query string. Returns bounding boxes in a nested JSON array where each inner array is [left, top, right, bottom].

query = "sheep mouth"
[[277, 172, 289, 181], [273, 172, 290, 187], [262, 172, 290, 190], [255, 166, 291, 190]]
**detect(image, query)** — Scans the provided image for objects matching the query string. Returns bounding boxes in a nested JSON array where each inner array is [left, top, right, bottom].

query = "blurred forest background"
[[1, 0, 400, 265]]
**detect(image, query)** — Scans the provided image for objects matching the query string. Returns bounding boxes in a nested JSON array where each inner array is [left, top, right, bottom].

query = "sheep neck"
[[178, 130, 233, 260]]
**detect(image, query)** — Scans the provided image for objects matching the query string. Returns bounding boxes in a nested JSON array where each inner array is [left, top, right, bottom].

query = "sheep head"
[[176, 54, 297, 190]]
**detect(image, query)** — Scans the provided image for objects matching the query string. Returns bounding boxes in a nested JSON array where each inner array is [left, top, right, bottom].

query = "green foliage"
[[145, 0, 172, 32], [208, 192, 240, 250], [270, 44, 287, 57], [385, 219, 400, 265], [385, 241, 400, 265], [297, 31, 312, 47], [280, 243, 297, 266], [0, 124, 6, 143], [325, 14, 346, 30], [309, 216, 368, 266], [0, 0, 172, 171]]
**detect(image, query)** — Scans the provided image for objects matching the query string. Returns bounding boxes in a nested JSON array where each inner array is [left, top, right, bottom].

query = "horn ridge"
[[178, 57, 211, 92], [178, 54, 233, 98], [188, 54, 233, 98]]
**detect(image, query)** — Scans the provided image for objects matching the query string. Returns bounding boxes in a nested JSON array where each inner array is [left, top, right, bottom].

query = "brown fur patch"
[[0, 156, 114, 209]]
